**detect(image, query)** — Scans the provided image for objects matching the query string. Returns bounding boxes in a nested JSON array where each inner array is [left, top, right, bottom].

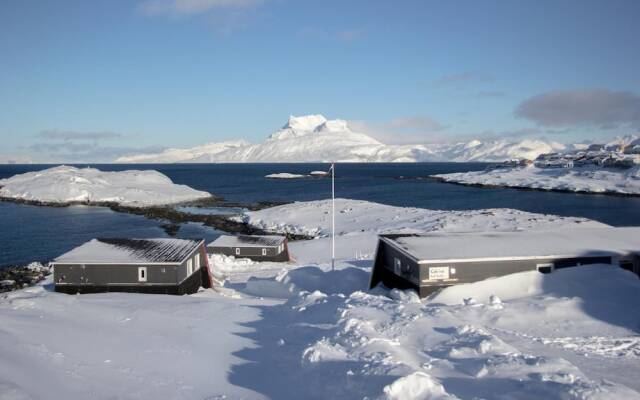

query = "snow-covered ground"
[[434, 165, 640, 195], [0, 165, 211, 207], [116, 115, 567, 163], [233, 199, 605, 264], [2, 199, 639, 399]]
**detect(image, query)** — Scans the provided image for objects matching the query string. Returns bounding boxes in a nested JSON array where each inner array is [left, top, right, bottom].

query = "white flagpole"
[[331, 162, 335, 271]]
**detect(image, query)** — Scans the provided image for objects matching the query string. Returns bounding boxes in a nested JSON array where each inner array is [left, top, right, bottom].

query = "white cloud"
[[349, 116, 447, 145], [516, 89, 640, 129], [38, 130, 123, 141], [434, 72, 493, 86], [139, 0, 264, 16]]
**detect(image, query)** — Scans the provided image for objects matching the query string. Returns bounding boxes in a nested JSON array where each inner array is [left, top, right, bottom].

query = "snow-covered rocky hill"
[[0, 165, 210, 207], [116, 115, 565, 163]]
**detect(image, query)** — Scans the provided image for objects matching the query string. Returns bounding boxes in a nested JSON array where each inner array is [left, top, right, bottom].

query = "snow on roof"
[[383, 227, 640, 263], [208, 235, 285, 248], [54, 238, 203, 264]]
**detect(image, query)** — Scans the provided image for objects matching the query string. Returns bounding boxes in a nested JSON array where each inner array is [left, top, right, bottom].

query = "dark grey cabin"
[[370, 227, 640, 298], [52, 238, 213, 295], [207, 235, 290, 262]]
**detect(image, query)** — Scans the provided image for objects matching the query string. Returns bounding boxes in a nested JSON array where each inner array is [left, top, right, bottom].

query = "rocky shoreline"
[[0, 195, 315, 240], [0, 263, 51, 294]]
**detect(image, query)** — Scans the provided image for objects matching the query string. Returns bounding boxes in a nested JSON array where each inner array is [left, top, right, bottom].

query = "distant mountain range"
[[115, 114, 629, 164]]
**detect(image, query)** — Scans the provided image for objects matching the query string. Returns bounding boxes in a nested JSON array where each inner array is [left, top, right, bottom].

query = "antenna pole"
[[331, 162, 335, 271]]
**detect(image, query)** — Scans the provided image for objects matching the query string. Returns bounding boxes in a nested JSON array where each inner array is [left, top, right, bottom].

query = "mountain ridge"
[[115, 115, 632, 163]]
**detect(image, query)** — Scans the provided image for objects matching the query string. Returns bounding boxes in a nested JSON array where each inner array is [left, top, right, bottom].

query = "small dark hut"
[[207, 235, 290, 262]]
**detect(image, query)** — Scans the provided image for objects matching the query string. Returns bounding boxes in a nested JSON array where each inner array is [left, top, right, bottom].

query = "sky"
[[0, 0, 639, 162]]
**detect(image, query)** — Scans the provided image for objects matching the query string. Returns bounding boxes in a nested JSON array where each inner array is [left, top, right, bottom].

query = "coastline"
[[0, 195, 314, 241], [430, 175, 640, 198]]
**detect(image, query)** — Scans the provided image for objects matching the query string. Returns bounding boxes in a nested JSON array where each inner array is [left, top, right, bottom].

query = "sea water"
[[2, 163, 640, 267]]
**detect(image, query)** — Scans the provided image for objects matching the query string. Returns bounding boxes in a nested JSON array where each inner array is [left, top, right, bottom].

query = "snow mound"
[[383, 372, 456, 400], [434, 165, 640, 195], [0, 166, 210, 207]]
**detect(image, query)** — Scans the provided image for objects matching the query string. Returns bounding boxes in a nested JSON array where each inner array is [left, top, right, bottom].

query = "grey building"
[[53, 238, 213, 295], [370, 227, 640, 298], [207, 235, 290, 262]]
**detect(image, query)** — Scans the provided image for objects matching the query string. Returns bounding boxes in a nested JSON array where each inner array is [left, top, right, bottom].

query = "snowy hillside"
[[435, 138, 567, 162], [0, 165, 210, 207], [2, 199, 639, 399], [115, 115, 563, 163], [434, 165, 640, 196], [117, 140, 250, 163]]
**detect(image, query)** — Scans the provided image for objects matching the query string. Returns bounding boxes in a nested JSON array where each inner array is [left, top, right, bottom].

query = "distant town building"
[[52, 238, 212, 295]]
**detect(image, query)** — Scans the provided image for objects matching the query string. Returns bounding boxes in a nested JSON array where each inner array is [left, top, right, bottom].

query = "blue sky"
[[1, 0, 639, 162]]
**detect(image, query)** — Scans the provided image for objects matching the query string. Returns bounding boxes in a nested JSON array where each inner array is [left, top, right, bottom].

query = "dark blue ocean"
[[2, 163, 640, 268]]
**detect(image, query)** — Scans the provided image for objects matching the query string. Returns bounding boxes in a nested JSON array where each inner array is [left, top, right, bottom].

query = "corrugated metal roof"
[[54, 238, 202, 264], [207, 234, 285, 248]]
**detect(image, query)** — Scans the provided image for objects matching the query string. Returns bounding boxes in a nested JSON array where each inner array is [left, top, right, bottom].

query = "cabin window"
[[235, 248, 241, 256], [195, 253, 200, 268], [620, 261, 634, 272], [262, 248, 267, 256], [138, 267, 147, 282], [536, 263, 554, 274], [394, 258, 402, 275], [187, 259, 193, 275]]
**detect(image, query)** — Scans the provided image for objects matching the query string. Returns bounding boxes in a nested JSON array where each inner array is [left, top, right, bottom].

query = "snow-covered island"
[[264, 173, 308, 179], [0, 165, 211, 207], [434, 136, 640, 196], [2, 199, 640, 399], [434, 165, 640, 196]]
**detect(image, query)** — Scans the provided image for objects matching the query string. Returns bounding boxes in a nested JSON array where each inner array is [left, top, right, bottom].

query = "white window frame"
[[187, 259, 193, 275], [262, 248, 267, 256], [235, 247, 241, 256], [138, 267, 147, 282], [195, 253, 200, 269]]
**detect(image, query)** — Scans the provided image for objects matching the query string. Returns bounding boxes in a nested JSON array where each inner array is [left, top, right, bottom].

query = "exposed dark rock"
[[160, 223, 181, 236], [0, 263, 51, 293]]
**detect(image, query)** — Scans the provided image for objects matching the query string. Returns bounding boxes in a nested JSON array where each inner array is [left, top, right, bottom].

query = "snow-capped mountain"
[[115, 115, 569, 163]]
